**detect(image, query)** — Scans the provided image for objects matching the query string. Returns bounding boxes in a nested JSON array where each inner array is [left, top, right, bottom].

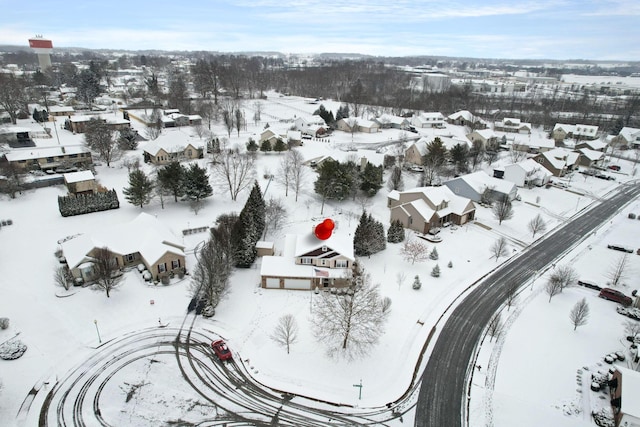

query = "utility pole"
[[94, 319, 102, 343]]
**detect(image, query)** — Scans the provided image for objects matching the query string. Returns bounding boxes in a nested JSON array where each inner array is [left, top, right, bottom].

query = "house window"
[[187, 149, 192, 157], [409, 217, 413, 224], [301, 257, 312, 265], [321, 246, 327, 252], [46, 157, 54, 163], [335, 260, 348, 268], [158, 263, 166, 273], [124, 253, 136, 262], [171, 259, 180, 269], [320, 259, 326, 266]]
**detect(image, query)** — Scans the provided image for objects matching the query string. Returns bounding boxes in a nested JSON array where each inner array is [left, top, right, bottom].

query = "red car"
[[211, 339, 232, 361]]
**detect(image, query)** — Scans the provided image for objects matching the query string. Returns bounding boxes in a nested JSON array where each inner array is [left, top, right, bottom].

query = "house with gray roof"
[[444, 171, 518, 203]]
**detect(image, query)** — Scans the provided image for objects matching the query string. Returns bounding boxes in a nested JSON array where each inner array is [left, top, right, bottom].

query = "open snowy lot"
[[0, 94, 638, 426]]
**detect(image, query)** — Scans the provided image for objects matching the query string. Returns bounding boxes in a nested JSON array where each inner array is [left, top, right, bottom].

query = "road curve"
[[414, 182, 640, 427]]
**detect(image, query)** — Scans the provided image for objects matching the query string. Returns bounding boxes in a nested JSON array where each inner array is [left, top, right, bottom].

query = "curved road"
[[415, 182, 640, 426]]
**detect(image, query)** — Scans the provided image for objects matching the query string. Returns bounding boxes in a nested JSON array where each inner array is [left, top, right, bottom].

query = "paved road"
[[414, 182, 640, 427]]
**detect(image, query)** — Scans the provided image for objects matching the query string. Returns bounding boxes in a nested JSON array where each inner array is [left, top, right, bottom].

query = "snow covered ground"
[[0, 94, 639, 426]]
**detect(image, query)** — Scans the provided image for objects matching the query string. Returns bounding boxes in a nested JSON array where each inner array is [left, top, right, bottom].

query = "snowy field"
[[0, 94, 639, 426]]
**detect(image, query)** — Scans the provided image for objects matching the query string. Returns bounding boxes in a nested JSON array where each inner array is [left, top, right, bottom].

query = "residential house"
[[552, 123, 598, 142], [259, 128, 280, 145], [466, 129, 498, 147], [260, 232, 354, 290], [444, 171, 518, 202], [286, 130, 302, 146], [577, 148, 605, 168], [533, 148, 580, 177], [503, 159, 552, 187], [613, 127, 640, 149], [511, 135, 555, 153], [59, 212, 186, 283], [66, 115, 130, 134], [295, 115, 328, 138], [609, 367, 640, 427], [388, 186, 476, 234], [0, 126, 37, 148], [494, 118, 531, 134], [404, 138, 429, 165], [411, 112, 446, 129], [575, 139, 607, 152], [47, 105, 75, 116], [63, 170, 97, 195], [4, 145, 93, 172], [142, 134, 203, 165], [447, 110, 487, 128], [375, 114, 410, 129], [335, 118, 380, 133]]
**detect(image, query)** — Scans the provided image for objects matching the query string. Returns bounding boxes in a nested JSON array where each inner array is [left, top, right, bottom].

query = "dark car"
[[599, 288, 633, 306], [211, 339, 232, 361], [608, 165, 621, 171]]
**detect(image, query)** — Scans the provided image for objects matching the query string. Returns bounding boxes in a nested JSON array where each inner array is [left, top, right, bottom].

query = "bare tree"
[[569, 298, 590, 331], [253, 101, 262, 125], [288, 149, 307, 202], [0, 162, 24, 199], [0, 73, 26, 124], [54, 265, 73, 291], [311, 262, 389, 360], [263, 197, 287, 239], [492, 194, 514, 225], [210, 149, 256, 201], [277, 152, 292, 197], [549, 265, 577, 292], [189, 229, 233, 312], [490, 237, 509, 261], [487, 312, 503, 342], [386, 165, 404, 191], [528, 214, 547, 238], [608, 254, 629, 287], [144, 109, 163, 141], [396, 272, 406, 290], [92, 247, 123, 298], [84, 118, 120, 167], [545, 276, 563, 302], [271, 314, 298, 354], [400, 236, 430, 265]]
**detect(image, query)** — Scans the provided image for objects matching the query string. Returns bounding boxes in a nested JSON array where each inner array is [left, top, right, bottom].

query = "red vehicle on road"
[[211, 339, 232, 361]]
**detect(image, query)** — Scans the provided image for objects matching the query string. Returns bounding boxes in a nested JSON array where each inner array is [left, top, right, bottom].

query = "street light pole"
[[94, 319, 102, 344], [353, 379, 363, 400]]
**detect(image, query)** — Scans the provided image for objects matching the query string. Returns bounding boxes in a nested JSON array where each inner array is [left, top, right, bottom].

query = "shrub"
[[0, 318, 9, 329]]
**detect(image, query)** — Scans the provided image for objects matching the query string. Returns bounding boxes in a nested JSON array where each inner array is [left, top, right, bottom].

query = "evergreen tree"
[[117, 128, 138, 150], [123, 169, 154, 208], [246, 138, 259, 152], [183, 163, 213, 202], [157, 161, 185, 202], [273, 138, 287, 153], [387, 219, 405, 243], [354, 212, 386, 257], [335, 104, 350, 121], [246, 181, 266, 242], [412, 275, 422, 290], [431, 264, 441, 277], [313, 104, 335, 125], [231, 181, 266, 268], [359, 163, 384, 196], [260, 139, 272, 152], [448, 260, 453, 268], [449, 143, 469, 174], [430, 247, 439, 260]]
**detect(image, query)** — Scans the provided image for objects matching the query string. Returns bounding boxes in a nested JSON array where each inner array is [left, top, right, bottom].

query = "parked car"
[[211, 339, 232, 361], [599, 288, 633, 306], [608, 165, 621, 171], [607, 244, 634, 253]]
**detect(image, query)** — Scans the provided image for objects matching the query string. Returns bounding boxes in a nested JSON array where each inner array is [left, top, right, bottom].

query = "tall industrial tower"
[[28, 36, 53, 70]]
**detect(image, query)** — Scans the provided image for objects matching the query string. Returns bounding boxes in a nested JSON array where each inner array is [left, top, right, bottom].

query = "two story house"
[[260, 232, 354, 290]]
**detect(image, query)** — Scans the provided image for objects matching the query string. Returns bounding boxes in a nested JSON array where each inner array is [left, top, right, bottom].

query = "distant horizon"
[[1, 1, 639, 62]]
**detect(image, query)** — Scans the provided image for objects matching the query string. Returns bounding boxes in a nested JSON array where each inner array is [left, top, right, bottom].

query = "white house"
[[503, 159, 552, 187], [411, 112, 446, 129], [444, 171, 518, 202]]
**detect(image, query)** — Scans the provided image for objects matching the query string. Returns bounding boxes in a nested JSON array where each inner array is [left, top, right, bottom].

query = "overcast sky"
[[1, 0, 638, 60]]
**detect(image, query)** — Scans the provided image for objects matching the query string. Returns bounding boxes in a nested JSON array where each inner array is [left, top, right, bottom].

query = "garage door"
[[284, 278, 311, 290], [265, 278, 280, 289]]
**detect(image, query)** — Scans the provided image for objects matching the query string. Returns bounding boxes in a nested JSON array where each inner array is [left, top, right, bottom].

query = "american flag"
[[314, 268, 329, 277]]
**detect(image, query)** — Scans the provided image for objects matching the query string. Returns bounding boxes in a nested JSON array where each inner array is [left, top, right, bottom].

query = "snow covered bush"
[[58, 189, 120, 217], [431, 264, 441, 278], [386, 219, 405, 243], [448, 260, 453, 268], [430, 247, 439, 260], [0, 340, 27, 360], [412, 275, 422, 290], [0, 318, 8, 329]]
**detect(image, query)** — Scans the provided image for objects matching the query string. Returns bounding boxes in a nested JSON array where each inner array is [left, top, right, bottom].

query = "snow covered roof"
[[579, 139, 607, 150], [63, 170, 95, 184], [448, 110, 474, 121], [545, 147, 580, 165], [294, 232, 354, 261], [505, 159, 553, 179], [455, 171, 517, 195], [618, 127, 640, 143], [439, 136, 470, 150], [470, 129, 497, 140], [394, 186, 475, 216], [60, 213, 185, 269], [143, 133, 203, 156], [5, 145, 90, 161], [409, 138, 429, 156], [578, 148, 604, 161], [47, 105, 74, 113], [376, 114, 408, 125]]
